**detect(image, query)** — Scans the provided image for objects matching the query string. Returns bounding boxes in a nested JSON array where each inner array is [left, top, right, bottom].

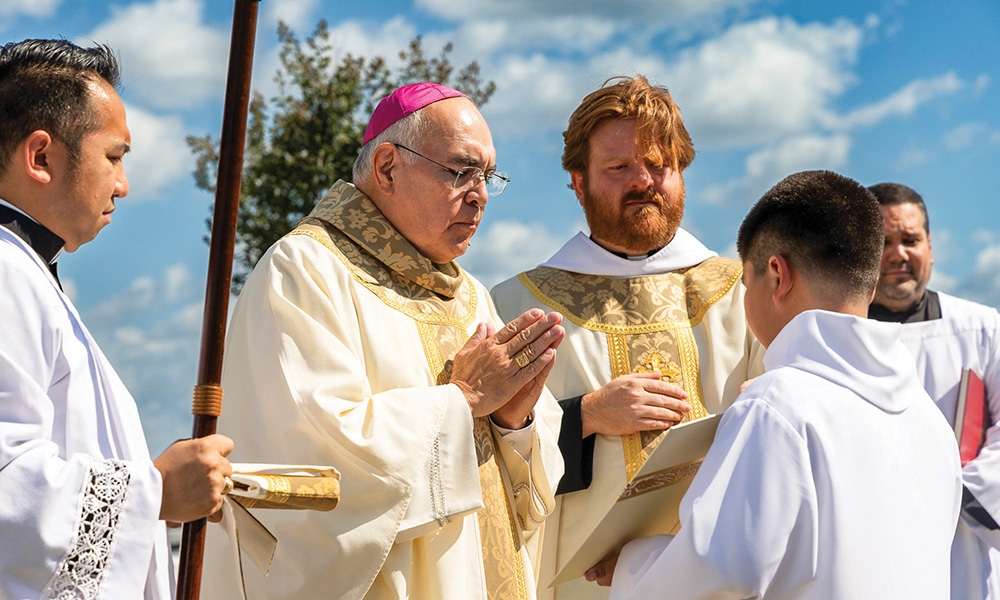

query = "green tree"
[[188, 20, 496, 290]]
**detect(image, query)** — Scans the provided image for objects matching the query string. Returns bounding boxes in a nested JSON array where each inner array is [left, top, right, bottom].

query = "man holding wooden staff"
[[203, 82, 565, 599], [0, 39, 233, 599]]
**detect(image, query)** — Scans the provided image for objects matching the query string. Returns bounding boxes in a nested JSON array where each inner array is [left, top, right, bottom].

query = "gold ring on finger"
[[514, 351, 530, 369], [222, 476, 235, 496]]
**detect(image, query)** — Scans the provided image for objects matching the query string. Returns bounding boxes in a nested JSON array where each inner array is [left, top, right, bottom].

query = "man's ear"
[[24, 130, 56, 184], [371, 143, 398, 194], [769, 254, 795, 304], [570, 171, 585, 206]]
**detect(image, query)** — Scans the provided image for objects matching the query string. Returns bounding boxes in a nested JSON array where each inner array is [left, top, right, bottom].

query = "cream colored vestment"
[[202, 181, 563, 599], [492, 231, 764, 600]]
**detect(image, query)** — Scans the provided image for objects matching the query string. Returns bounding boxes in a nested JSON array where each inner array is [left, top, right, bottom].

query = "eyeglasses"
[[393, 143, 510, 197]]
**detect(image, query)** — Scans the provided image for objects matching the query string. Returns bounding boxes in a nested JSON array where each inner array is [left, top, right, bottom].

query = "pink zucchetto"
[[362, 82, 467, 145]]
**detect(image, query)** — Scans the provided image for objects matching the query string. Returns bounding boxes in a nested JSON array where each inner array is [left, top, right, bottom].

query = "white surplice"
[[491, 231, 765, 600], [894, 292, 1000, 599], [611, 310, 962, 600], [0, 226, 172, 599], [201, 181, 563, 600]]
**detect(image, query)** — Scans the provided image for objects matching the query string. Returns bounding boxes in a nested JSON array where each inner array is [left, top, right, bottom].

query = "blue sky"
[[4, 0, 999, 453]]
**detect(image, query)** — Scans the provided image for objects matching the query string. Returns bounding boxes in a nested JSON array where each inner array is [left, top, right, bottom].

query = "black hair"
[[0, 39, 121, 176], [737, 170, 884, 302], [867, 182, 930, 233]]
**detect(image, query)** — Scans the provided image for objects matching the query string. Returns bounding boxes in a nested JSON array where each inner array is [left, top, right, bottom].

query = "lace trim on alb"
[[428, 434, 449, 527], [41, 459, 132, 599]]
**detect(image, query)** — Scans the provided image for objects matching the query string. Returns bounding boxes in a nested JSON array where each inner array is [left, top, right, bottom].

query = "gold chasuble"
[[492, 252, 764, 600], [201, 181, 561, 600], [517, 262, 736, 480]]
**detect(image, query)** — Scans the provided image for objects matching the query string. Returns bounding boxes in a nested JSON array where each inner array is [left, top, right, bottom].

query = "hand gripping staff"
[[176, 1, 260, 598]]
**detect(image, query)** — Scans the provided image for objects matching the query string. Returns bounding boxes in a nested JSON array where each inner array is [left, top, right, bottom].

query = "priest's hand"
[[581, 372, 690, 438], [154, 434, 234, 524], [451, 308, 564, 428], [739, 375, 759, 393], [586, 552, 619, 587]]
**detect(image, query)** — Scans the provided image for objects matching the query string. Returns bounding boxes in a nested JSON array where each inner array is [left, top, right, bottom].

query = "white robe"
[[895, 292, 1000, 599], [492, 231, 765, 600], [0, 226, 172, 599], [201, 181, 563, 599], [611, 310, 962, 600]]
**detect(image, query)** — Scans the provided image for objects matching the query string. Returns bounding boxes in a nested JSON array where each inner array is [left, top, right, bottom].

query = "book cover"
[[955, 368, 987, 467], [550, 414, 720, 587]]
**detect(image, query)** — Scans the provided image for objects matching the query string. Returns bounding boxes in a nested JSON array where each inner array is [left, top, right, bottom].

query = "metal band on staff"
[[191, 384, 224, 417]]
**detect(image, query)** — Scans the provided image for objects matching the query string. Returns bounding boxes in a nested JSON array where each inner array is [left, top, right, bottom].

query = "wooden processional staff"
[[176, 0, 260, 598]]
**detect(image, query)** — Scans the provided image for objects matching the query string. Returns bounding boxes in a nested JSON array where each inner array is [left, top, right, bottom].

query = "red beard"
[[583, 185, 685, 254]]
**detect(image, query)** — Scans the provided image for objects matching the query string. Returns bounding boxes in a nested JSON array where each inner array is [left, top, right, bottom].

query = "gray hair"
[[353, 109, 429, 184]]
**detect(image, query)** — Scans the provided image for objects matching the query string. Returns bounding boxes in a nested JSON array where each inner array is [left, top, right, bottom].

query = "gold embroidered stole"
[[291, 181, 528, 599], [518, 258, 741, 480]]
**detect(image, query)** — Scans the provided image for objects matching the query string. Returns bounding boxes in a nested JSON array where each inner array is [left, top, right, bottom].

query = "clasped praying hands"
[[450, 308, 565, 429]]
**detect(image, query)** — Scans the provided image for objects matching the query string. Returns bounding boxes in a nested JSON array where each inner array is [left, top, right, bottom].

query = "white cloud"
[[457, 220, 567, 288], [0, 0, 60, 18], [971, 231, 996, 246], [264, 0, 319, 33], [248, 15, 420, 106], [665, 17, 864, 148], [441, 16, 619, 57], [931, 231, 1000, 310], [951, 240, 1000, 310], [943, 122, 989, 151], [831, 72, 963, 130], [82, 0, 229, 110], [745, 134, 851, 179], [322, 15, 419, 66], [416, 0, 763, 23], [895, 148, 934, 170], [480, 54, 601, 137], [973, 74, 990, 97], [82, 264, 213, 454], [928, 268, 957, 295], [249, 14, 441, 128], [702, 134, 851, 205], [121, 103, 193, 199]]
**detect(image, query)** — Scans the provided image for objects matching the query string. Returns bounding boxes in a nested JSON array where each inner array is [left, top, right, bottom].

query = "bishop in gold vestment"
[[203, 84, 564, 599]]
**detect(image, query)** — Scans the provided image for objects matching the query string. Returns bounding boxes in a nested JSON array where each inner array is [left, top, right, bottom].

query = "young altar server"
[[605, 170, 962, 599]]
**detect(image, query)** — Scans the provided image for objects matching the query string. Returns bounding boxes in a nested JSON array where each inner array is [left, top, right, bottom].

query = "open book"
[[551, 414, 720, 587], [228, 463, 340, 511], [955, 368, 987, 467], [219, 464, 341, 595]]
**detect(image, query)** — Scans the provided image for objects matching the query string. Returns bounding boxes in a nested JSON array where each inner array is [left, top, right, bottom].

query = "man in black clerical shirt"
[[0, 38, 234, 597], [867, 183, 938, 322], [867, 182, 1000, 599]]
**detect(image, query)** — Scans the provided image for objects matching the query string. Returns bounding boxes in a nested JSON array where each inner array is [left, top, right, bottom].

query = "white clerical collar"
[[539, 228, 717, 277]]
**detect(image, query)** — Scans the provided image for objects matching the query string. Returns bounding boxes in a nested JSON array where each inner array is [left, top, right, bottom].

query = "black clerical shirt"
[[868, 290, 941, 323], [0, 203, 64, 287]]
